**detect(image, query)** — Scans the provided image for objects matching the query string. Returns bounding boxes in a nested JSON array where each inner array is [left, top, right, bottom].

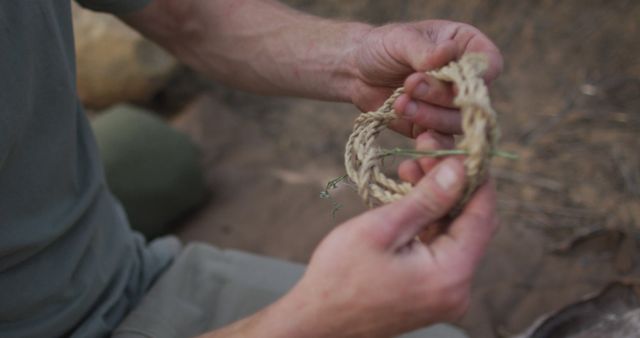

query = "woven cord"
[[344, 53, 499, 211]]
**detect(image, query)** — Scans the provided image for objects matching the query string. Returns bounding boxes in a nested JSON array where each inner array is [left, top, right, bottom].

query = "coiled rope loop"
[[344, 53, 499, 210]]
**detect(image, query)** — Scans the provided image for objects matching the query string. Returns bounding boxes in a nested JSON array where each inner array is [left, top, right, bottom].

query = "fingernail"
[[435, 160, 460, 191], [404, 100, 418, 117], [414, 82, 429, 98], [417, 134, 439, 149]]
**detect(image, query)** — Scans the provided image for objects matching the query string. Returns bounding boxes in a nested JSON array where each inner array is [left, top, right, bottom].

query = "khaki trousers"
[[113, 243, 468, 338]]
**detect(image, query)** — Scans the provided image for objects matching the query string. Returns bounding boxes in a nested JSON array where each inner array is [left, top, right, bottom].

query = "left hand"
[[348, 20, 503, 138]]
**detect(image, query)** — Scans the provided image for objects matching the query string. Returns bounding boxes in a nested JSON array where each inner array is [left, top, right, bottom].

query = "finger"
[[404, 72, 457, 109], [446, 25, 503, 83], [398, 131, 453, 184], [411, 124, 428, 139], [387, 119, 429, 139], [424, 130, 455, 149], [415, 131, 452, 174], [388, 27, 459, 73], [418, 39, 459, 72], [360, 157, 466, 250], [464, 37, 503, 84], [394, 94, 462, 134], [417, 220, 448, 245], [398, 160, 423, 185], [449, 180, 498, 257], [431, 180, 498, 271]]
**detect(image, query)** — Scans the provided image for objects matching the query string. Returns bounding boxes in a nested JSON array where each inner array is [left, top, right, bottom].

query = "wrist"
[[331, 21, 373, 103]]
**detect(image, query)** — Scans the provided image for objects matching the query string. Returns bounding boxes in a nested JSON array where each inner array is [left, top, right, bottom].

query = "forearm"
[[123, 0, 371, 101]]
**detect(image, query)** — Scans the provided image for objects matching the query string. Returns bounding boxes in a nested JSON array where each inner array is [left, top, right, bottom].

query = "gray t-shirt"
[[0, 1, 179, 337]]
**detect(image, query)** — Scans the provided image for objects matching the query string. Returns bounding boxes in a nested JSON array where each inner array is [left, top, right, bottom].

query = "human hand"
[[348, 20, 502, 138], [271, 133, 498, 338]]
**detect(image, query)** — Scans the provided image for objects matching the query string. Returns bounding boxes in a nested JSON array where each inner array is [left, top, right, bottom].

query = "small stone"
[[73, 3, 178, 109], [580, 83, 599, 96]]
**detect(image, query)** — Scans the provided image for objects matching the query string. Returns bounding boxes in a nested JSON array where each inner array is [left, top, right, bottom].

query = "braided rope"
[[344, 53, 499, 210]]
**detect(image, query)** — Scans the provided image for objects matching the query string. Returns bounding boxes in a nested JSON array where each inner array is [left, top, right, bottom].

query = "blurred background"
[[74, 1, 640, 337]]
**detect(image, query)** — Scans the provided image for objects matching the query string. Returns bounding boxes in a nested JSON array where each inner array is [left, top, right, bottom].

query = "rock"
[[512, 282, 640, 338], [72, 3, 178, 109]]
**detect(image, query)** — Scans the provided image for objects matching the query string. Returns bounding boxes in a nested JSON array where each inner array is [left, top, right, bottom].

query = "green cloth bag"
[[92, 104, 208, 238]]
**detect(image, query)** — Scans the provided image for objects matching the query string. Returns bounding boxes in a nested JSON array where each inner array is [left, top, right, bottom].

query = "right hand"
[[273, 132, 498, 337]]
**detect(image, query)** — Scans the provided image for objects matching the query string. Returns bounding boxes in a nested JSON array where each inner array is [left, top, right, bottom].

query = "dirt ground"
[[154, 1, 640, 337]]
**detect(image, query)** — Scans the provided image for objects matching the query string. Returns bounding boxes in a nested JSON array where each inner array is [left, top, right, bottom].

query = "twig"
[[521, 95, 576, 145], [498, 198, 597, 219], [320, 174, 349, 219], [492, 168, 564, 191], [377, 148, 519, 160], [610, 149, 640, 198]]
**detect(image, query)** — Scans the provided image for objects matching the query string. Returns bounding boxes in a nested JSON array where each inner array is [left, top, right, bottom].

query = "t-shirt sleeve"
[[75, 0, 152, 15]]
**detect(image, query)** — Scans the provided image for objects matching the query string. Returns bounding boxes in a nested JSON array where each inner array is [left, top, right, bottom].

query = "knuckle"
[[455, 22, 482, 37], [411, 185, 449, 217]]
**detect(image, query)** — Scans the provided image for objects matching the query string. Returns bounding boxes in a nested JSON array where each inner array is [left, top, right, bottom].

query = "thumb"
[[360, 157, 466, 250], [388, 26, 458, 72]]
